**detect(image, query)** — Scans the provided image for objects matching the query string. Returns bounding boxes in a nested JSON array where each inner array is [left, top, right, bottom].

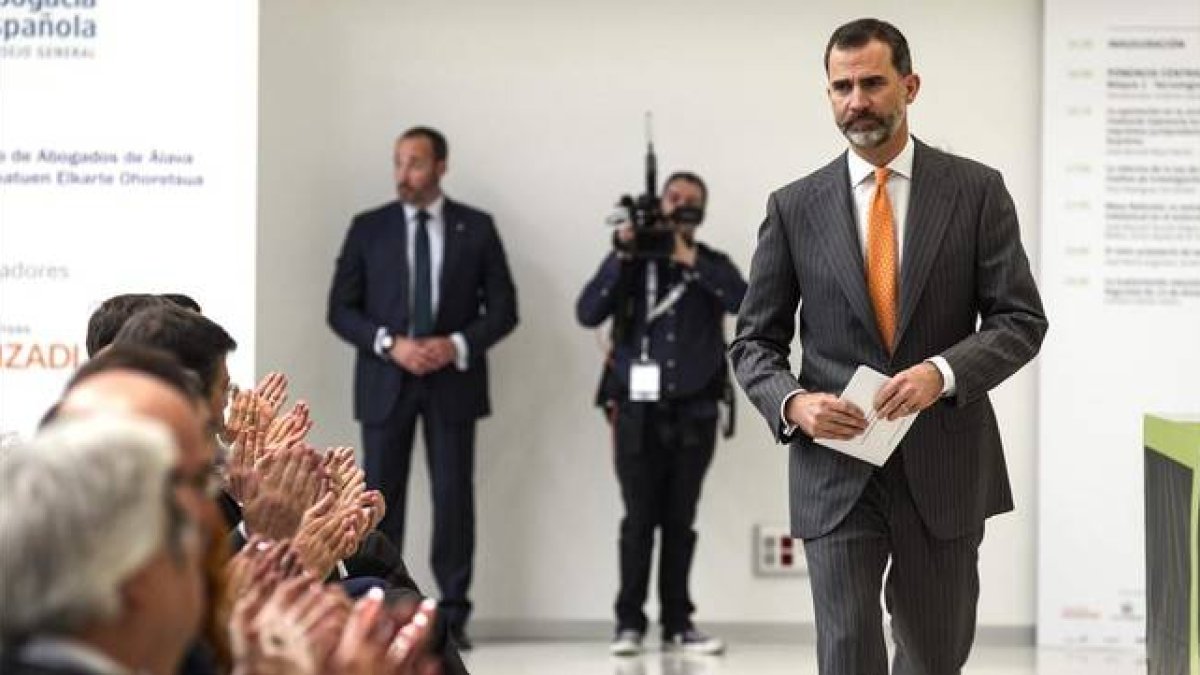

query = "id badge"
[[629, 359, 661, 402]]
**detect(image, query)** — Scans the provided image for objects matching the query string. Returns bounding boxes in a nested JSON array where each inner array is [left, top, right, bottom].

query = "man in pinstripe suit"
[[729, 18, 1047, 675]]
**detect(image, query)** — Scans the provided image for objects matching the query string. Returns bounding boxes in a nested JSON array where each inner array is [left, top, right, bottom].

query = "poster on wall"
[[0, 0, 258, 443], [1039, 0, 1200, 648]]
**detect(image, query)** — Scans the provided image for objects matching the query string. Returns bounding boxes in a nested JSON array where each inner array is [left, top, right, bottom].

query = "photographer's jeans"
[[612, 401, 717, 635]]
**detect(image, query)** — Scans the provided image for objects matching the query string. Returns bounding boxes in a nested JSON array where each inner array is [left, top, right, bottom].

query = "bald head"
[[59, 370, 212, 484]]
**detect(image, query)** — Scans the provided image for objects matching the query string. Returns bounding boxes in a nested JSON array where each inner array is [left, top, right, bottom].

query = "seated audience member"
[[0, 416, 206, 675], [53, 347, 228, 673], [84, 294, 171, 357], [161, 293, 203, 313], [80, 310, 468, 672], [55, 346, 219, 524], [110, 304, 237, 440]]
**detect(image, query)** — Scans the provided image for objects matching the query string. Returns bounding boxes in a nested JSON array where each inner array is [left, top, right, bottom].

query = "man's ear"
[[904, 73, 921, 104], [118, 564, 153, 614]]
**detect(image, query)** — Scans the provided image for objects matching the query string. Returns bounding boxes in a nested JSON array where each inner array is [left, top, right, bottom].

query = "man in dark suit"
[[328, 126, 518, 647], [729, 19, 1047, 675]]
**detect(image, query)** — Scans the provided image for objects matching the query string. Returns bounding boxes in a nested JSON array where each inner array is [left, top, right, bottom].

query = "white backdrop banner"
[[0, 0, 257, 442], [1039, 0, 1200, 647]]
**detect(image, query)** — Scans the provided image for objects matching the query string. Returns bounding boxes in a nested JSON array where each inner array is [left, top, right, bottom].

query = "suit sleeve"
[[326, 217, 379, 353], [728, 192, 804, 443], [940, 171, 1048, 406], [460, 217, 518, 356], [692, 246, 747, 314], [575, 253, 630, 327]]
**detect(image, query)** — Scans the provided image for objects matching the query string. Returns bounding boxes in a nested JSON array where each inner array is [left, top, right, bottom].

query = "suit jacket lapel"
[[438, 197, 466, 329], [384, 202, 411, 329], [895, 140, 956, 349], [808, 154, 878, 345]]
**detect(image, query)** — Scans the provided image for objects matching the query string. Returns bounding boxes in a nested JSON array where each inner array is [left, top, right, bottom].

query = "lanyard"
[[639, 261, 688, 360]]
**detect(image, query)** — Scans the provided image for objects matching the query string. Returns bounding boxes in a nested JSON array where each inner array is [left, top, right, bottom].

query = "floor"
[[459, 642, 1148, 674]]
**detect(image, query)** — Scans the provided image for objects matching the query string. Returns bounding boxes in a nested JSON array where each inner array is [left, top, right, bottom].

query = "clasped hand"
[[388, 336, 456, 376]]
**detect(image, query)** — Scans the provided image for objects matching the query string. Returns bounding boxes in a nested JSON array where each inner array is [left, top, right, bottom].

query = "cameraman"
[[576, 171, 746, 656]]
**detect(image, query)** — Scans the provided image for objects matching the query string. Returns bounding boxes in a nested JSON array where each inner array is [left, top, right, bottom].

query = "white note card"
[[816, 365, 917, 466]]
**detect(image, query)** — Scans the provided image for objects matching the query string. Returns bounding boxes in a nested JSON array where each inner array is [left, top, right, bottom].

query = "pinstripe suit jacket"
[[729, 139, 1047, 541]]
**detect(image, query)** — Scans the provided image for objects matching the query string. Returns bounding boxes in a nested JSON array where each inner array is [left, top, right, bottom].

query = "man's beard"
[[840, 111, 901, 149]]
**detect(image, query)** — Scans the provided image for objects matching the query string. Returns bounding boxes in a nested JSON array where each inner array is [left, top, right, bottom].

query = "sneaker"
[[662, 627, 725, 655], [610, 628, 644, 656]]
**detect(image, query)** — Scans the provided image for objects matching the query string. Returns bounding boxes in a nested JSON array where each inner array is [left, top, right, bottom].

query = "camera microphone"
[[605, 205, 633, 228], [644, 111, 657, 200]]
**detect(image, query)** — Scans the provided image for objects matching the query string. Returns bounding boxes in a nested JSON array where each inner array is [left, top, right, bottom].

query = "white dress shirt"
[[780, 136, 956, 432], [847, 133, 914, 267], [373, 194, 468, 370]]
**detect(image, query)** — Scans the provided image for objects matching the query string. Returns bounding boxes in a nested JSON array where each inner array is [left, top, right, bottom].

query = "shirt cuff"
[[373, 327, 390, 359], [450, 333, 469, 371], [780, 388, 806, 436], [926, 356, 957, 397]]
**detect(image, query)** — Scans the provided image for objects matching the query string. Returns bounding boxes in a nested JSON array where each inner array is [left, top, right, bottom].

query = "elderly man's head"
[[56, 346, 216, 520], [0, 416, 205, 675]]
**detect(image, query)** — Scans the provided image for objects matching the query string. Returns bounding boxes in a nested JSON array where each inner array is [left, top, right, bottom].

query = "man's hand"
[[254, 372, 290, 421], [784, 392, 868, 440], [419, 337, 457, 372], [244, 446, 323, 539], [265, 401, 312, 449], [227, 427, 263, 504], [293, 492, 366, 579], [671, 230, 697, 268], [389, 336, 457, 375], [875, 362, 944, 421], [388, 337, 440, 376]]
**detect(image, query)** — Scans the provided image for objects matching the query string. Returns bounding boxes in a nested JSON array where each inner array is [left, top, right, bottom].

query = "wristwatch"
[[380, 333, 395, 351]]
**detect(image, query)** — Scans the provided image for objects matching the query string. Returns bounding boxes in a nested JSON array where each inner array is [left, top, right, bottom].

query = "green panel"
[[1145, 415, 1200, 470]]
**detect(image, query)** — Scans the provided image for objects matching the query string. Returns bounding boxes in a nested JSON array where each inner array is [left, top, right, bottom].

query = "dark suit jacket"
[[327, 197, 519, 424], [730, 139, 1048, 541]]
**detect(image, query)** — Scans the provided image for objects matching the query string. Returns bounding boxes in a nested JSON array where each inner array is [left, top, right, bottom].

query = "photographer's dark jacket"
[[576, 244, 746, 416]]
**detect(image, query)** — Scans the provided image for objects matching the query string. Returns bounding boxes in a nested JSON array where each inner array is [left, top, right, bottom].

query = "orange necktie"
[[867, 167, 898, 353]]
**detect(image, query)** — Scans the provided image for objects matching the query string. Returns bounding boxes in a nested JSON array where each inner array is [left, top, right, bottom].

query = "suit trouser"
[[362, 379, 476, 631], [802, 454, 984, 675], [612, 401, 717, 635]]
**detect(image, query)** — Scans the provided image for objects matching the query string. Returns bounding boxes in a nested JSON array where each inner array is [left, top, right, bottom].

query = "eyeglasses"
[[163, 477, 204, 560], [172, 462, 223, 499]]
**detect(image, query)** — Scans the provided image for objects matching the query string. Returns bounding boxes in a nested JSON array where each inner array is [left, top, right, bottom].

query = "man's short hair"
[[160, 293, 202, 313], [824, 18, 912, 76], [401, 126, 449, 162], [85, 294, 171, 357], [65, 345, 204, 403], [0, 416, 179, 637], [664, 171, 708, 208], [111, 306, 236, 399]]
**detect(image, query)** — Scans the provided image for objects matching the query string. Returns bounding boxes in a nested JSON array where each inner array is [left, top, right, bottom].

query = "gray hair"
[[0, 416, 177, 638]]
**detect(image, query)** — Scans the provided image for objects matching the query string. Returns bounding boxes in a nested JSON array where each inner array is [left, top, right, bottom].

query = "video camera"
[[606, 114, 703, 260]]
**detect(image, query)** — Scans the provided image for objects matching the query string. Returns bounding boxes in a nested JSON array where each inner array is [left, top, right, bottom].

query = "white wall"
[[258, 0, 1042, 629]]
